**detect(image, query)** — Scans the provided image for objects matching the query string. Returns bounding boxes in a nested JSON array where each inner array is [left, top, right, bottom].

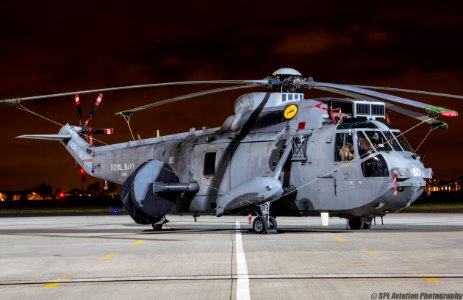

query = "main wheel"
[[348, 217, 364, 230], [253, 216, 269, 234], [362, 217, 372, 229], [268, 216, 278, 231], [152, 223, 163, 231]]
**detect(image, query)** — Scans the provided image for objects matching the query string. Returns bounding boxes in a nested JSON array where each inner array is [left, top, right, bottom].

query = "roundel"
[[283, 104, 298, 120]]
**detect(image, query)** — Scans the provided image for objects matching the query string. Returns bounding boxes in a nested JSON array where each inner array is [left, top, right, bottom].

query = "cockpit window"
[[364, 131, 392, 152], [335, 132, 354, 161], [361, 154, 389, 177], [383, 131, 403, 151], [357, 131, 374, 158], [393, 132, 414, 152]]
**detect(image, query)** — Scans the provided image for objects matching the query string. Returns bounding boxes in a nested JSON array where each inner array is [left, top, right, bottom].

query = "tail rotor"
[[74, 93, 113, 145]]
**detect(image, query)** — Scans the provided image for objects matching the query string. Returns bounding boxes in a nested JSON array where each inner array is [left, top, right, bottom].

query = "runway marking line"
[[43, 283, 61, 288], [333, 237, 346, 243], [133, 240, 145, 246], [235, 221, 251, 300], [359, 248, 378, 256], [42, 275, 73, 288], [102, 252, 118, 260], [423, 278, 442, 282]]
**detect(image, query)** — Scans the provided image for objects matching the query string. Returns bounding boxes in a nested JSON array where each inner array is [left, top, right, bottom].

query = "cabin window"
[[383, 131, 403, 151], [357, 131, 374, 158], [364, 131, 392, 152], [282, 94, 287, 102], [335, 132, 354, 161], [203, 152, 217, 176], [361, 155, 389, 177], [393, 132, 414, 152]]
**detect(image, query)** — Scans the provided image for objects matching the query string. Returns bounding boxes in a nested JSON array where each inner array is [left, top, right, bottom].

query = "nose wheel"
[[251, 203, 278, 234]]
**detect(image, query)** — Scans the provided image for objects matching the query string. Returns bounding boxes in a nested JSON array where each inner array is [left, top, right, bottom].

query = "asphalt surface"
[[0, 214, 462, 300]]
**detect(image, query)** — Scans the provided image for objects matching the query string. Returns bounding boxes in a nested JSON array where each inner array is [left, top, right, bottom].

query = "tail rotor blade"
[[74, 94, 83, 126], [91, 128, 114, 134], [84, 93, 103, 126]]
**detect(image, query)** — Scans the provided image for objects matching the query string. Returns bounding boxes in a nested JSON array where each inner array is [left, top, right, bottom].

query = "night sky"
[[1, 1, 463, 191]]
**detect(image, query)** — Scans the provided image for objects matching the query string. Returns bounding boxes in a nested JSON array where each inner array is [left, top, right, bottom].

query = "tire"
[[253, 216, 268, 234], [268, 216, 278, 231], [362, 218, 372, 230], [152, 223, 163, 231], [348, 217, 364, 230]]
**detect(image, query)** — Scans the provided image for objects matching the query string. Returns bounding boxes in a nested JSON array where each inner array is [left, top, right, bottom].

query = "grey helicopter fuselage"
[[57, 91, 431, 225]]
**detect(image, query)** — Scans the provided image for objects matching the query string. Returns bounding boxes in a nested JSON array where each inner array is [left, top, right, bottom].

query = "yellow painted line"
[[133, 240, 145, 246], [43, 282, 61, 288], [333, 237, 346, 243], [423, 277, 442, 282], [359, 248, 378, 256], [102, 252, 118, 260], [61, 275, 73, 280]]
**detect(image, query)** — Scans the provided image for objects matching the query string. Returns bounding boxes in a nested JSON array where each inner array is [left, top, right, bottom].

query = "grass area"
[[404, 202, 463, 211], [0, 206, 125, 215]]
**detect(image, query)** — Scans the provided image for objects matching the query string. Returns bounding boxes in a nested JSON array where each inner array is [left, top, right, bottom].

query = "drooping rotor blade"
[[74, 94, 83, 126], [84, 93, 103, 126], [386, 104, 447, 129], [17, 134, 72, 140], [349, 85, 463, 100], [0, 80, 267, 106], [303, 81, 458, 117], [116, 85, 255, 116]]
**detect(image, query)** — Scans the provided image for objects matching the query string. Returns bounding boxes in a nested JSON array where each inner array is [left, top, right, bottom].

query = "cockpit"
[[334, 121, 414, 177]]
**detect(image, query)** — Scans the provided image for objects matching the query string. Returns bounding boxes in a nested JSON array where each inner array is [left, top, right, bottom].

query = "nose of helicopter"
[[380, 152, 432, 212]]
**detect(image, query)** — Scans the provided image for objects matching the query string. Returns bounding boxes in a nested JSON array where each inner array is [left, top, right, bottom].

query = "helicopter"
[[0, 67, 460, 233]]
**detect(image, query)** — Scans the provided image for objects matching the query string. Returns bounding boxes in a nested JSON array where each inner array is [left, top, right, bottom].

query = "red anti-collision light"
[[441, 111, 458, 117]]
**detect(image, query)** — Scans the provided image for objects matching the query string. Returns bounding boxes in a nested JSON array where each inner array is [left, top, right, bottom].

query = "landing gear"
[[253, 216, 268, 234], [348, 217, 364, 230], [251, 203, 278, 234], [348, 217, 372, 230], [363, 217, 372, 229], [152, 215, 169, 231], [268, 216, 277, 230]]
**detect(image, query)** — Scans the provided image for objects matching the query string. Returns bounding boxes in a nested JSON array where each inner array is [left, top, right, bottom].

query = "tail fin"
[[17, 124, 93, 174]]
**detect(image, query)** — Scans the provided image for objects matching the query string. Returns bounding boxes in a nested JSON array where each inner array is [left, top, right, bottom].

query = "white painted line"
[[235, 221, 251, 300]]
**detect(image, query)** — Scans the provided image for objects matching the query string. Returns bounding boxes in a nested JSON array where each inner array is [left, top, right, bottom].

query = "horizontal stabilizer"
[[17, 134, 72, 140]]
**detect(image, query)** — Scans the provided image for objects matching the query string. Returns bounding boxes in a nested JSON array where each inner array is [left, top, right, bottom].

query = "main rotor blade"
[[306, 81, 458, 117], [309, 85, 449, 127], [386, 104, 447, 129], [116, 85, 255, 116], [0, 80, 266, 105], [349, 85, 463, 100]]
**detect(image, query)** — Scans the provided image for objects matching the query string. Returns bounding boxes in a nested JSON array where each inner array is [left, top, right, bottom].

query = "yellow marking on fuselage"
[[133, 240, 144, 246], [102, 252, 118, 260], [333, 237, 346, 243]]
